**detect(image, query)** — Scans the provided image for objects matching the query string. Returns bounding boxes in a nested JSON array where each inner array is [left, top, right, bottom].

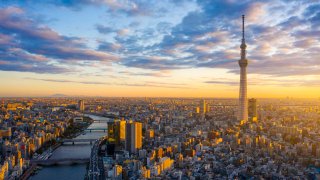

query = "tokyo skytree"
[[238, 15, 248, 122]]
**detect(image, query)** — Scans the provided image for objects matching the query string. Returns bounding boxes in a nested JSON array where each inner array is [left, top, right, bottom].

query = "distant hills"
[[50, 94, 68, 97]]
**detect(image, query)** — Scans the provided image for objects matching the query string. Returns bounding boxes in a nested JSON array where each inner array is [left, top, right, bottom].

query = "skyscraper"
[[78, 100, 85, 111], [107, 119, 126, 145], [113, 165, 122, 180], [248, 98, 257, 121], [118, 119, 126, 141], [125, 121, 142, 153], [200, 99, 206, 114], [238, 15, 248, 123]]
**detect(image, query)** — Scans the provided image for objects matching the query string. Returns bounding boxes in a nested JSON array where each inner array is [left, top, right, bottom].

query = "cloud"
[[1, 1, 320, 78], [117, 28, 130, 36], [120, 0, 320, 78], [204, 80, 239, 86], [95, 24, 115, 34], [118, 70, 171, 77], [26, 77, 190, 89], [0, 6, 119, 74], [120, 55, 195, 70], [204, 77, 320, 87], [1, 62, 71, 74], [50, 0, 151, 16], [246, 2, 267, 23], [98, 41, 122, 52]]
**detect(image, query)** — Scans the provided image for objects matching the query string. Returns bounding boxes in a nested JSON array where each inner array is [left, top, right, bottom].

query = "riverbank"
[[21, 116, 94, 180], [29, 115, 110, 180], [62, 116, 94, 139]]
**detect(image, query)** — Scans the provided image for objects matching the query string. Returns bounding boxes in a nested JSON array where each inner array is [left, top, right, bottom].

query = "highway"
[[88, 136, 107, 180]]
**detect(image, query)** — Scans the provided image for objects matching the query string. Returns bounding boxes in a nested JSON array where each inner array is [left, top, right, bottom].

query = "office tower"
[[113, 165, 122, 180], [248, 98, 257, 121], [108, 119, 126, 145], [108, 122, 116, 143], [118, 119, 126, 141], [195, 107, 200, 114], [125, 121, 142, 153], [78, 100, 85, 111], [200, 99, 206, 114], [206, 103, 210, 113], [238, 15, 248, 123], [146, 129, 154, 139]]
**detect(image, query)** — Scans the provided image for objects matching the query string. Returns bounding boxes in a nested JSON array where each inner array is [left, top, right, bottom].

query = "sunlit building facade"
[[78, 100, 85, 111], [125, 121, 142, 153], [248, 98, 257, 121], [108, 119, 126, 145], [200, 99, 206, 114]]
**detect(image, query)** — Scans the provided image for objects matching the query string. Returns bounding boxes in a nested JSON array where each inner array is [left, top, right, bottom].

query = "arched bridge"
[[30, 158, 89, 166]]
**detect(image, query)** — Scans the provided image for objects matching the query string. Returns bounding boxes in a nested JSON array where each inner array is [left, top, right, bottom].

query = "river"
[[30, 115, 110, 180]]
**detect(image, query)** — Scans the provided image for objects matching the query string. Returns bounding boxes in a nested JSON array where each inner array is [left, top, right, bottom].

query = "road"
[[88, 136, 106, 180]]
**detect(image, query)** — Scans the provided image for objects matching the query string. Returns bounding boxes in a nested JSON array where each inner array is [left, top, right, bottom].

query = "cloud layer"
[[0, 6, 118, 73], [0, 0, 319, 78]]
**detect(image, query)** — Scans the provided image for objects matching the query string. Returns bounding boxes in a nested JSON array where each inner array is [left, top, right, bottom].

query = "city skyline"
[[0, 1, 320, 98]]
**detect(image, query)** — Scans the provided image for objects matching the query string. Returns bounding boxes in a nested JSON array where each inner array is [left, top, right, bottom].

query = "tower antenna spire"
[[242, 15, 245, 42]]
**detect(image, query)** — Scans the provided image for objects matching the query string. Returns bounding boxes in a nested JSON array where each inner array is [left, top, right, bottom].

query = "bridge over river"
[[84, 128, 107, 132], [58, 138, 99, 145], [30, 158, 90, 166]]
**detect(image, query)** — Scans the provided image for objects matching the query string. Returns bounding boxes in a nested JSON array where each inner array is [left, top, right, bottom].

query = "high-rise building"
[[113, 165, 122, 180], [78, 100, 85, 111], [125, 121, 142, 153], [248, 98, 257, 121], [195, 107, 200, 114], [200, 99, 206, 114], [108, 119, 126, 145], [108, 122, 116, 143], [146, 129, 154, 139], [206, 103, 210, 113], [238, 15, 248, 123], [118, 119, 126, 141]]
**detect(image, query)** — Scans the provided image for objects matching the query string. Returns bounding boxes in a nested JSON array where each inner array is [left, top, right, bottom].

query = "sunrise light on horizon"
[[0, 0, 320, 98]]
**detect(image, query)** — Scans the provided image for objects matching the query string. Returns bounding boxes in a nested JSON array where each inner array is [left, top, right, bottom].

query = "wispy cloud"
[[205, 77, 320, 87], [118, 70, 171, 77], [26, 77, 192, 89]]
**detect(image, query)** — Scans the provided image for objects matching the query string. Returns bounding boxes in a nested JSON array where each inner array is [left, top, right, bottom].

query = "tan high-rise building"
[[78, 100, 85, 111], [125, 121, 142, 153], [248, 98, 257, 121], [200, 99, 206, 114], [195, 107, 200, 114], [206, 103, 210, 113], [119, 119, 126, 141], [238, 15, 249, 123]]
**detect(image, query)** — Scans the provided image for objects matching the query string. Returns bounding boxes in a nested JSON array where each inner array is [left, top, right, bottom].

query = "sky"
[[0, 0, 319, 98]]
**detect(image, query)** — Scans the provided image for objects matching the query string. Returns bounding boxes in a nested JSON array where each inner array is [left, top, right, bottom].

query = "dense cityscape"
[[0, 97, 320, 179], [1, 0, 320, 179]]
